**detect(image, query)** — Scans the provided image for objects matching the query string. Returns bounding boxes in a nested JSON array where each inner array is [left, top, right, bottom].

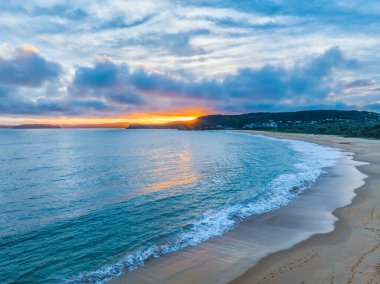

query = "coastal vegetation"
[[128, 110, 380, 139]]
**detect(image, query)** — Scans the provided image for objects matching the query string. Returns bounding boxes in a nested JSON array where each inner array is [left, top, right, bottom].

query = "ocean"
[[0, 129, 341, 283]]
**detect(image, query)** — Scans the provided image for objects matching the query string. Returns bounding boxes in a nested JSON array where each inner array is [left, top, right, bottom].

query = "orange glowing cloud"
[[18, 44, 39, 53]]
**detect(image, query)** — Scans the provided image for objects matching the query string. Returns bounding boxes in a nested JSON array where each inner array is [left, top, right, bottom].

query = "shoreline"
[[110, 131, 373, 284], [230, 131, 380, 284]]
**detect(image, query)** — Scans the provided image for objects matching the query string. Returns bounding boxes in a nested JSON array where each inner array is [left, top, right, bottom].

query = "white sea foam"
[[69, 133, 342, 284]]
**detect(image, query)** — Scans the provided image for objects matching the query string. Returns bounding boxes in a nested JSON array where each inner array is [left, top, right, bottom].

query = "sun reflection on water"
[[143, 148, 199, 194]]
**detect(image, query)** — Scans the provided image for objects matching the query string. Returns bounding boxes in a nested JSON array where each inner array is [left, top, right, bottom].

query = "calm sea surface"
[[0, 129, 339, 283]]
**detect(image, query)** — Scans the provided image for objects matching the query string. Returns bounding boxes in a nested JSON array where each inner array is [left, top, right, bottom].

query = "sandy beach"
[[110, 131, 379, 284], [231, 131, 380, 284]]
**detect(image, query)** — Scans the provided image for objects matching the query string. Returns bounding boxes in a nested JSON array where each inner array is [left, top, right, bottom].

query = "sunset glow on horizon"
[[0, 107, 210, 127], [0, 115, 200, 127]]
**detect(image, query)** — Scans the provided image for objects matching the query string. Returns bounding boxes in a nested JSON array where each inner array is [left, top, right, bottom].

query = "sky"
[[0, 0, 380, 125]]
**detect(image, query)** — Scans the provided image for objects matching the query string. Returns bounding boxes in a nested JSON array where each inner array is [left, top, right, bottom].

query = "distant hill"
[[62, 122, 130, 128], [127, 110, 380, 139], [127, 121, 197, 130], [12, 124, 61, 129]]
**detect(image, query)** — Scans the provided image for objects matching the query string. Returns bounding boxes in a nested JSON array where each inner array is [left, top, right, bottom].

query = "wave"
[[67, 133, 341, 284]]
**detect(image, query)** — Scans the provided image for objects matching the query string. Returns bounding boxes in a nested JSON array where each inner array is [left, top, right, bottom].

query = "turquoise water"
[[0, 130, 340, 283]]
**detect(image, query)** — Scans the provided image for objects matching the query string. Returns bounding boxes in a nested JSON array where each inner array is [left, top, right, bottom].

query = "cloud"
[[157, 30, 209, 56], [68, 47, 359, 113], [95, 14, 154, 31], [365, 102, 380, 112], [70, 59, 145, 105], [73, 59, 120, 87], [0, 45, 115, 116], [0, 2, 88, 20], [0, 1, 379, 121], [34, 5, 88, 21], [119, 47, 354, 105], [344, 79, 376, 89], [0, 87, 115, 116], [1, 0, 379, 79], [0, 86, 113, 116], [0, 45, 62, 87], [218, 46, 357, 106], [0, 44, 374, 117], [111, 29, 209, 57]]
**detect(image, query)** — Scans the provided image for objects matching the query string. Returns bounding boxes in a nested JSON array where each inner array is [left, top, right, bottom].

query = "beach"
[[231, 131, 380, 284], [110, 131, 379, 284]]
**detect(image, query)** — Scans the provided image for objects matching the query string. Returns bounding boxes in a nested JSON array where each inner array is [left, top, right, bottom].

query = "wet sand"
[[231, 131, 380, 284], [110, 131, 377, 284]]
